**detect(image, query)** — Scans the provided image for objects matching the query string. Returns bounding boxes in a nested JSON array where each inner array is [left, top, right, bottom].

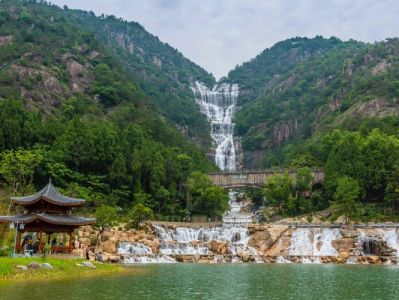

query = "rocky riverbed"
[[72, 223, 399, 265]]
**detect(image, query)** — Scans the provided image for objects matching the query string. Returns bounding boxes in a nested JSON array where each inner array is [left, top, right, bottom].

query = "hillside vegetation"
[[0, 0, 221, 221], [230, 36, 399, 219]]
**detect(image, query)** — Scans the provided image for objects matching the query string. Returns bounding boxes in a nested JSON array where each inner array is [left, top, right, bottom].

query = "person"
[[85, 246, 90, 260], [42, 243, 51, 258], [51, 238, 57, 246]]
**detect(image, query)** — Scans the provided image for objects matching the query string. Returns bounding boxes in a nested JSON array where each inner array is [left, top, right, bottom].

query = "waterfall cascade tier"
[[222, 191, 253, 225], [116, 226, 399, 264], [191, 81, 239, 171], [289, 228, 341, 256]]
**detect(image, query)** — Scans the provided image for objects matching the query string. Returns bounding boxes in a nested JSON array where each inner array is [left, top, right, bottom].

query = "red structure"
[[0, 180, 95, 254]]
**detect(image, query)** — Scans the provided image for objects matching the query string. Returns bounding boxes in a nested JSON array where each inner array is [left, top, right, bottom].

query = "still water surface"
[[1, 264, 398, 300]]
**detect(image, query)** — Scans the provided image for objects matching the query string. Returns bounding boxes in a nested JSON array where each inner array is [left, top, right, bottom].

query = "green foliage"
[[0, 148, 43, 195], [95, 205, 118, 232], [296, 167, 313, 192], [0, 99, 43, 152], [129, 203, 153, 229], [262, 173, 293, 214], [263, 171, 316, 216], [0, 0, 216, 219], [188, 171, 229, 217], [332, 176, 361, 223]]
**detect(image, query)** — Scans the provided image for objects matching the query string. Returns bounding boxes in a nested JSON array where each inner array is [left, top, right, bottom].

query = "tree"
[[263, 173, 293, 214], [296, 167, 313, 193], [192, 186, 229, 218], [95, 205, 118, 233], [332, 176, 361, 223], [188, 172, 229, 217], [0, 148, 43, 195], [129, 203, 153, 229]]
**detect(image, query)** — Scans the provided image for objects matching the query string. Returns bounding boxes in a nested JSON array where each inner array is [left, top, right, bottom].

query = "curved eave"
[[11, 196, 85, 207], [0, 214, 95, 226]]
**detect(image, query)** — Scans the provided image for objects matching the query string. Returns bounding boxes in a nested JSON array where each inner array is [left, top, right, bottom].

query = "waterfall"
[[222, 191, 254, 225], [382, 229, 399, 256], [118, 242, 177, 263], [153, 225, 255, 259], [289, 228, 342, 256], [191, 81, 239, 171]]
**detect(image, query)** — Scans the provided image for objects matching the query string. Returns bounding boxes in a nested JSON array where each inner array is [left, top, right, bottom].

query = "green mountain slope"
[[70, 9, 215, 146], [0, 0, 216, 217], [229, 37, 399, 168]]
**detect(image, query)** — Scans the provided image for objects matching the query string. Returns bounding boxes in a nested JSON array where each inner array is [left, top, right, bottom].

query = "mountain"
[[228, 36, 399, 168], [0, 0, 215, 147], [0, 0, 215, 216], [70, 9, 216, 146]]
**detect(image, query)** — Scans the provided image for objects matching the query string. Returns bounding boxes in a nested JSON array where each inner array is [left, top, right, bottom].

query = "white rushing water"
[[222, 191, 254, 225], [191, 81, 239, 171], [289, 228, 342, 256], [382, 229, 399, 256]]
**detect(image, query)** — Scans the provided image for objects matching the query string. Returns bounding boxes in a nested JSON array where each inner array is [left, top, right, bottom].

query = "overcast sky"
[[51, 0, 399, 79]]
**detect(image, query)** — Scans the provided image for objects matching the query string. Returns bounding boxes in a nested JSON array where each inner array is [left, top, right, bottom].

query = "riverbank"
[[0, 257, 126, 282]]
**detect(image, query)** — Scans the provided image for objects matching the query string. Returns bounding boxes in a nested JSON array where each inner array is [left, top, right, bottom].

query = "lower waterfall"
[[117, 226, 399, 264], [289, 228, 341, 256]]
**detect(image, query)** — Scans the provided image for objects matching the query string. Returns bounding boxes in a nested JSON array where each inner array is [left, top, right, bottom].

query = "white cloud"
[[51, 0, 399, 79]]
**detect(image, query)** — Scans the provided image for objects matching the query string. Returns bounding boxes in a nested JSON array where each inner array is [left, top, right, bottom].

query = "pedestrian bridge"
[[207, 169, 324, 189]]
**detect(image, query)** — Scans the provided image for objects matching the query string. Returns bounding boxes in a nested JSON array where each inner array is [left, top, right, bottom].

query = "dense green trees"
[[0, 0, 220, 220], [188, 172, 229, 218], [332, 176, 361, 223], [0, 97, 216, 219], [323, 129, 399, 203], [129, 203, 154, 229], [0, 148, 43, 195], [262, 169, 314, 216]]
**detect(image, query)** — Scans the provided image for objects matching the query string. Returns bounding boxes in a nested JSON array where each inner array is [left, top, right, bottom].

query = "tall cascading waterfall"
[[191, 81, 252, 225], [191, 81, 239, 171]]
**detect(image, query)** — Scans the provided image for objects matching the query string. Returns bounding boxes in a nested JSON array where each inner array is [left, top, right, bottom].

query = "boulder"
[[367, 256, 380, 264], [241, 251, 250, 262], [150, 239, 160, 254], [337, 252, 349, 263], [16, 265, 27, 271], [248, 230, 273, 252], [81, 261, 96, 269], [100, 240, 116, 254], [209, 240, 219, 253], [332, 238, 354, 253], [28, 262, 41, 270], [41, 263, 53, 269], [109, 255, 121, 263]]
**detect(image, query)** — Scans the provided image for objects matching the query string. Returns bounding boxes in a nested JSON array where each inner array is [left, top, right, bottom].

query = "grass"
[[0, 257, 126, 282]]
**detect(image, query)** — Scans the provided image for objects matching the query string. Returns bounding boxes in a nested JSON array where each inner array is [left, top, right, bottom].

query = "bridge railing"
[[207, 168, 324, 175]]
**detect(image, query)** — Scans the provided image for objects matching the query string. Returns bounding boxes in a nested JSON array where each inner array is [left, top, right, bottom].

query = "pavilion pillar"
[[15, 229, 22, 254], [38, 230, 43, 253]]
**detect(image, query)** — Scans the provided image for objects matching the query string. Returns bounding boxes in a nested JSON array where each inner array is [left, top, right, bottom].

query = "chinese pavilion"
[[0, 179, 95, 254]]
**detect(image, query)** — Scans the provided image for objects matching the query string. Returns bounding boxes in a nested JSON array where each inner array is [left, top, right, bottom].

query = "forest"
[[0, 1, 398, 225], [0, 0, 226, 224]]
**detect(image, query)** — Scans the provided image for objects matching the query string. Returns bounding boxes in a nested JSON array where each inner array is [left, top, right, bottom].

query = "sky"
[[51, 0, 399, 79]]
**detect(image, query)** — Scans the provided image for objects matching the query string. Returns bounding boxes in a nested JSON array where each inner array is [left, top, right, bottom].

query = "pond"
[[1, 264, 398, 299]]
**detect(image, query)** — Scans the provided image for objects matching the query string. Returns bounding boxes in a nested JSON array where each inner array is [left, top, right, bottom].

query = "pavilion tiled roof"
[[10, 180, 85, 207], [0, 213, 95, 226]]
